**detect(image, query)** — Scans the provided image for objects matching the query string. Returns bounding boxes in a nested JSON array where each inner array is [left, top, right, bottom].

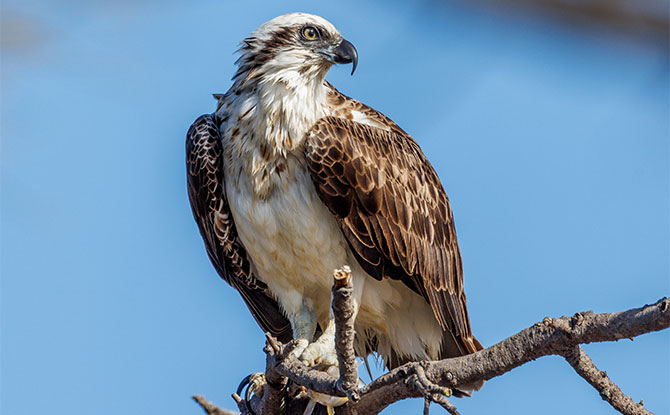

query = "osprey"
[[186, 13, 482, 395]]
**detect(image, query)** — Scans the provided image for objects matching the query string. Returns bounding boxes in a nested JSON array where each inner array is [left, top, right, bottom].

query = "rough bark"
[[194, 273, 669, 415], [332, 266, 360, 403]]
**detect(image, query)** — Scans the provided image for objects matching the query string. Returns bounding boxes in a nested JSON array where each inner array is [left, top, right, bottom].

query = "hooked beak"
[[330, 39, 358, 75]]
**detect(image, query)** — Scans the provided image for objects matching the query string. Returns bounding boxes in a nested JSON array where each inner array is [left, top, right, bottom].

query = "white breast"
[[225, 157, 351, 325]]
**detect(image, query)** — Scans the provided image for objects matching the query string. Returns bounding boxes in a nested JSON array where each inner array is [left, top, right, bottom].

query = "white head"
[[233, 13, 358, 89]]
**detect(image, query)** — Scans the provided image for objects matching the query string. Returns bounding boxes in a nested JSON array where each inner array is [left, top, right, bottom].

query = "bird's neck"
[[230, 69, 331, 158], [220, 71, 331, 198]]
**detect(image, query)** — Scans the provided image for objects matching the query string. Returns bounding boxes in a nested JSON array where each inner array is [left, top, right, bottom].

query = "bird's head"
[[233, 13, 357, 88]]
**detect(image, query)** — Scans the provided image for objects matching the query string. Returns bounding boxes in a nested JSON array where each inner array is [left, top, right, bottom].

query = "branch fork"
[[194, 272, 669, 415]]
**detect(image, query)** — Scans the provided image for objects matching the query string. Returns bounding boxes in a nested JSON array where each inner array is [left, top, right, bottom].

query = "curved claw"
[[235, 374, 257, 415], [236, 374, 252, 397], [245, 378, 258, 413]]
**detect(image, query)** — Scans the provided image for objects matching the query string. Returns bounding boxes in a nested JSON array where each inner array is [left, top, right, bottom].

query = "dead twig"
[[332, 266, 360, 402], [192, 395, 239, 415], [560, 345, 652, 415]]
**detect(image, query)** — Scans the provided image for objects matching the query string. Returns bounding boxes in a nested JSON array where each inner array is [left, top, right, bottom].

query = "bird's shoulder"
[[322, 82, 411, 138]]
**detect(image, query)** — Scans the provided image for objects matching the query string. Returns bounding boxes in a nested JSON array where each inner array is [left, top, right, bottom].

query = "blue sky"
[[2, 1, 668, 414]]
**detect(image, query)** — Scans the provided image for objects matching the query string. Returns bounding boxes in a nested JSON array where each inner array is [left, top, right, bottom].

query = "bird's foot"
[[288, 336, 345, 414], [299, 339, 339, 367], [236, 372, 266, 415], [288, 335, 338, 368], [288, 338, 310, 361]]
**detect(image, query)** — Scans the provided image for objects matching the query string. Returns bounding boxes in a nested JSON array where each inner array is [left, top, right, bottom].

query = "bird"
[[186, 12, 483, 398]]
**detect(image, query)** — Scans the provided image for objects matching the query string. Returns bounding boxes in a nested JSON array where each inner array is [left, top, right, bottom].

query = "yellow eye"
[[301, 26, 318, 41]]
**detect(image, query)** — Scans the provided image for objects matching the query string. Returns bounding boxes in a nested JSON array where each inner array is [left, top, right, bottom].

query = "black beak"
[[332, 39, 358, 75]]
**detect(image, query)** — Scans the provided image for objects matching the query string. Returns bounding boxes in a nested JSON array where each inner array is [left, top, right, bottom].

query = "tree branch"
[[332, 266, 360, 402], [560, 345, 652, 415], [195, 281, 669, 415], [192, 395, 239, 415], [262, 335, 289, 415], [355, 297, 668, 414]]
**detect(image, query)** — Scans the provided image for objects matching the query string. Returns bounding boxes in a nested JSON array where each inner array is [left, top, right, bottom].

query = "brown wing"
[[305, 115, 480, 356], [186, 114, 292, 343]]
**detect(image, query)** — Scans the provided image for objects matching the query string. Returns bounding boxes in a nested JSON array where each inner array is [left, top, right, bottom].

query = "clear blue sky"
[[2, 1, 668, 414]]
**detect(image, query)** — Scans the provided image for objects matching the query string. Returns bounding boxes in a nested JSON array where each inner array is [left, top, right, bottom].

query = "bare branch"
[[192, 395, 239, 415], [196, 294, 669, 415], [560, 345, 652, 415], [355, 297, 669, 413], [263, 347, 289, 415], [332, 266, 360, 401]]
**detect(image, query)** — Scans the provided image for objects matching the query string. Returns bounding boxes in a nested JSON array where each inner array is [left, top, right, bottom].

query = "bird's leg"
[[302, 319, 363, 412], [288, 314, 348, 414], [301, 272, 364, 367], [300, 318, 338, 367], [287, 308, 338, 367], [288, 303, 318, 361]]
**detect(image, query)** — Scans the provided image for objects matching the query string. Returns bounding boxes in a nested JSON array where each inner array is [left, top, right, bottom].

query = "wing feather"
[[186, 114, 292, 343], [305, 115, 480, 355]]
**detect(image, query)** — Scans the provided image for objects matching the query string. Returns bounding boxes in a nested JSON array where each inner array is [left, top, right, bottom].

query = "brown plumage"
[[308, 86, 483, 363]]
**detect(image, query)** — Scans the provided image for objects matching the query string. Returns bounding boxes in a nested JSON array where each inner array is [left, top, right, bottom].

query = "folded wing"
[[186, 114, 292, 342], [305, 116, 481, 357]]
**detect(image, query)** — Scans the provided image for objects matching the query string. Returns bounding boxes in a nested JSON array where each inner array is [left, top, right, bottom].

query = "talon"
[[248, 372, 266, 400], [236, 372, 265, 415], [245, 381, 255, 410], [236, 374, 252, 397]]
